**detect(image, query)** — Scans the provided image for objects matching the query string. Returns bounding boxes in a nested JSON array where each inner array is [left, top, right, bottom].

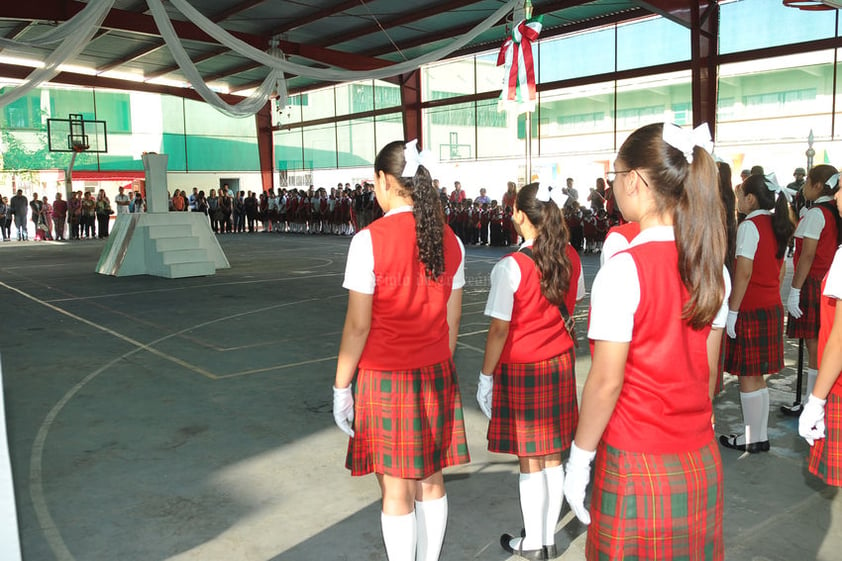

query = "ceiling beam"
[[2, 1, 390, 70], [633, 0, 702, 29], [0, 62, 244, 104], [4, 21, 34, 40], [210, 0, 270, 23], [315, 0, 485, 48]]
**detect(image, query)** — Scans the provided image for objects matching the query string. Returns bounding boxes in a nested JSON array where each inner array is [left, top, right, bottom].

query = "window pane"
[[373, 80, 402, 109], [336, 81, 374, 116], [303, 123, 337, 169], [275, 128, 304, 171], [720, 0, 836, 54], [301, 87, 335, 122], [476, 52, 502, 94], [617, 17, 689, 71], [539, 28, 615, 83], [476, 99, 524, 159], [616, 71, 691, 140], [424, 102, 476, 162], [423, 59, 475, 102], [1, 88, 44, 130], [374, 112, 403, 155], [184, 98, 258, 171], [538, 81, 615, 156], [337, 117, 375, 167], [275, 95, 303, 126], [718, 52, 834, 145]]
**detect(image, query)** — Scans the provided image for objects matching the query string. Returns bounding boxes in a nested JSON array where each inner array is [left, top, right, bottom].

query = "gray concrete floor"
[[1, 233, 840, 561]]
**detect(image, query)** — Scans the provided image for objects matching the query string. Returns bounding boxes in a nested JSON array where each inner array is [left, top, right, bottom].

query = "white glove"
[[563, 441, 596, 525], [786, 288, 803, 319], [799, 394, 827, 446], [332, 385, 355, 438], [726, 310, 738, 339], [477, 373, 493, 419]]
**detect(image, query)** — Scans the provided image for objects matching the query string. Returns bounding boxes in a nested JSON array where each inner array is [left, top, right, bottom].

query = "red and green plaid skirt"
[[587, 439, 724, 561], [345, 359, 470, 478], [724, 304, 784, 377], [809, 390, 842, 486], [787, 276, 821, 339], [487, 349, 578, 457]]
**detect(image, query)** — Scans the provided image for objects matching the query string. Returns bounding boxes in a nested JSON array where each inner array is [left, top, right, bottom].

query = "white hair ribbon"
[[764, 172, 792, 203], [827, 173, 840, 190], [402, 139, 435, 177], [536, 183, 569, 208], [662, 122, 714, 164]]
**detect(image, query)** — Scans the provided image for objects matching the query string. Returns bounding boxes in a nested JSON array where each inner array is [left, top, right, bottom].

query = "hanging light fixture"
[[782, 0, 842, 10]]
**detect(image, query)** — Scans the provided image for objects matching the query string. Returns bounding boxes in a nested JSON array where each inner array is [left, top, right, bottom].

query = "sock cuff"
[[415, 494, 447, 509], [381, 511, 416, 524], [740, 388, 766, 399], [543, 464, 564, 476], [808, 367, 819, 376], [519, 471, 545, 483]]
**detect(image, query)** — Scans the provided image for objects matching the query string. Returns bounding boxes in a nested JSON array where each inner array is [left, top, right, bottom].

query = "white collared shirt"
[[735, 209, 773, 260]]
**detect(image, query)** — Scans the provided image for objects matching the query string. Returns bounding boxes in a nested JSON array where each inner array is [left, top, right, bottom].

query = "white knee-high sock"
[[740, 389, 765, 444], [516, 471, 546, 551], [543, 465, 564, 547], [415, 495, 447, 561], [381, 511, 416, 561], [807, 368, 819, 400], [758, 387, 770, 441]]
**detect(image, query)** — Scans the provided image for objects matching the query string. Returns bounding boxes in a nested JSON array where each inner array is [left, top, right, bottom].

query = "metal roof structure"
[[0, 1, 710, 99]]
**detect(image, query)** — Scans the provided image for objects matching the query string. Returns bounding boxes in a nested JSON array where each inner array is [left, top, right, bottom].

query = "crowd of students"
[[330, 127, 842, 561]]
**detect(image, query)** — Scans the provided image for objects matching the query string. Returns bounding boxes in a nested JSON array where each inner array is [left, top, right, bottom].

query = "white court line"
[[214, 355, 338, 379], [3, 282, 340, 561]]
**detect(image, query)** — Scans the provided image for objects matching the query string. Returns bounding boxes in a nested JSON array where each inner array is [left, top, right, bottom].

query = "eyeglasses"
[[607, 169, 649, 188]]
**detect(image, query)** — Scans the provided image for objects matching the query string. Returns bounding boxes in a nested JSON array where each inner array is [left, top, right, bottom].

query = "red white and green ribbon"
[[497, 15, 543, 113]]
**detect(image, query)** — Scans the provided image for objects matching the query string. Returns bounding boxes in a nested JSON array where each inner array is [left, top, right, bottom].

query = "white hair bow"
[[827, 173, 840, 190], [402, 139, 436, 177], [536, 183, 568, 208], [662, 123, 714, 164], [764, 172, 792, 203]]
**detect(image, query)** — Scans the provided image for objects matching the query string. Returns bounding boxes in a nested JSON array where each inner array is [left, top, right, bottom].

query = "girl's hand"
[[563, 442, 596, 525], [799, 394, 827, 446], [332, 386, 355, 438], [786, 288, 803, 319], [476, 373, 493, 419], [726, 311, 738, 339]]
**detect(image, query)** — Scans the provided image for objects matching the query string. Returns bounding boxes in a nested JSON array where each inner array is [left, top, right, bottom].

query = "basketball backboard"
[[47, 113, 108, 153]]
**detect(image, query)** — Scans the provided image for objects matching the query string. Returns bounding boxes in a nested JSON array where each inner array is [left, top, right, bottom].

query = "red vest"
[[606, 221, 640, 244], [795, 205, 838, 280], [602, 241, 714, 453], [818, 258, 842, 391], [499, 245, 581, 364], [358, 212, 462, 370], [741, 214, 783, 310]]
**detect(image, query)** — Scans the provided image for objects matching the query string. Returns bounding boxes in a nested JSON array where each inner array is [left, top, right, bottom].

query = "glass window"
[[718, 52, 834, 145], [720, 0, 836, 54], [275, 95, 303, 127], [423, 59, 475, 102], [617, 17, 690, 71], [538, 81, 615, 156], [157, 96, 186, 171], [303, 123, 337, 169], [337, 117, 375, 167], [1, 89, 43, 130], [183, 98, 258, 171], [476, 98, 525, 160], [616, 71, 691, 141], [49, 88, 95, 121], [93, 90, 131, 133], [424, 102, 476, 162], [336, 81, 374, 116], [301, 87, 335, 122], [476, 52, 502, 94], [539, 28, 615, 83], [374, 112, 403, 155], [275, 128, 304, 171], [373, 80, 402, 109]]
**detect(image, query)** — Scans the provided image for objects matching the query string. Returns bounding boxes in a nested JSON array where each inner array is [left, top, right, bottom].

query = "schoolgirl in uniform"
[[333, 140, 470, 561], [799, 173, 842, 486], [721, 172, 795, 452], [563, 123, 729, 560], [478, 182, 584, 560], [599, 221, 641, 265], [783, 165, 841, 414]]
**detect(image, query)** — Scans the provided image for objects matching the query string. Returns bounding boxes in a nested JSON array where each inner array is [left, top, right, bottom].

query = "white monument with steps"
[[96, 153, 229, 278]]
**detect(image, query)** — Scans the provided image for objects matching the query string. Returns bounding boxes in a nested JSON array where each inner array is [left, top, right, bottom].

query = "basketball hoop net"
[[71, 142, 89, 153]]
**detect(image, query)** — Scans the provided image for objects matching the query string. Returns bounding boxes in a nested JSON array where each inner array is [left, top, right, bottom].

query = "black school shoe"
[[500, 533, 547, 560], [719, 433, 770, 453], [780, 402, 803, 416]]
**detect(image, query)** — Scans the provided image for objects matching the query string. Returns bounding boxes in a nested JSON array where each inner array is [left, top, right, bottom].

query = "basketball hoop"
[[71, 141, 89, 153]]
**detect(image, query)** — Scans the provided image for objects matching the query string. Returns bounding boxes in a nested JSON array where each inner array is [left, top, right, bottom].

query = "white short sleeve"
[[453, 237, 466, 290], [824, 247, 842, 299], [600, 231, 631, 266], [588, 253, 639, 342], [735, 220, 760, 260], [712, 267, 732, 329], [484, 256, 522, 321], [795, 207, 826, 241], [342, 230, 375, 294], [576, 268, 586, 301]]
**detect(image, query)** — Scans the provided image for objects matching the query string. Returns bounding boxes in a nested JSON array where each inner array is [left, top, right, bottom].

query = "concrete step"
[[164, 261, 216, 278], [161, 248, 209, 265], [153, 236, 201, 252], [146, 224, 193, 239]]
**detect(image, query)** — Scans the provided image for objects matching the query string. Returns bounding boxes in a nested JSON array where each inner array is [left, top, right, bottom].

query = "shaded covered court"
[[0, 234, 840, 560]]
